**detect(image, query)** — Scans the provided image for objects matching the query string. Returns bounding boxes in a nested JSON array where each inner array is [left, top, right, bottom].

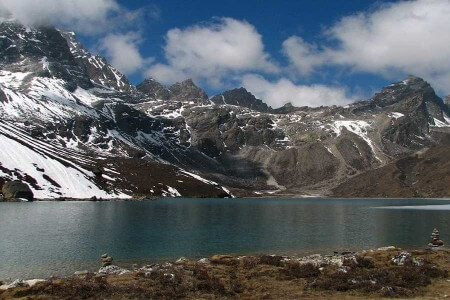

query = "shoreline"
[[2, 196, 450, 202], [1, 247, 449, 299]]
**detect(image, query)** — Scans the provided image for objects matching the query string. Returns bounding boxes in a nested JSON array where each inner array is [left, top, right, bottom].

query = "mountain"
[[0, 20, 231, 199], [445, 95, 450, 107], [1, 20, 449, 199], [210, 87, 272, 112], [137, 78, 208, 103]]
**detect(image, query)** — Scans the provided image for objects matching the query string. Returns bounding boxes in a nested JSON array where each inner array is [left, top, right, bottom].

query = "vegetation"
[[1, 249, 448, 299]]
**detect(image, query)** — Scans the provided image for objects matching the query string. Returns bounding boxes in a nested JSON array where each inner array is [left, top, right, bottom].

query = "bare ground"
[[1, 248, 449, 299]]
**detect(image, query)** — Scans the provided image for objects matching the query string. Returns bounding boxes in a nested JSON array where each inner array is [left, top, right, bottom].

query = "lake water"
[[1, 198, 449, 279]]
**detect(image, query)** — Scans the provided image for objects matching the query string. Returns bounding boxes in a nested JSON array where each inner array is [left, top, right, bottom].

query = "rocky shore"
[[1, 246, 449, 299]]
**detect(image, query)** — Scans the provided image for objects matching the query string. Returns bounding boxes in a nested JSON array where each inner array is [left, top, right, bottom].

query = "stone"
[[175, 257, 188, 264], [98, 265, 130, 275], [198, 258, 209, 264], [101, 253, 113, 267], [377, 246, 397, 251], [391, 251, 423, 266], [1, 181, 34, 201], [74, 270, 89, 276], [428, 228, 444, 248], [24, 279, 46, 287], [0, 279, 27, 290]]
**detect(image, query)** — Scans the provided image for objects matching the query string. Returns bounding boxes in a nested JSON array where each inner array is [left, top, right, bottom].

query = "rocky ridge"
[[0, 19, 449, 199], [210, 87, 272, 112]]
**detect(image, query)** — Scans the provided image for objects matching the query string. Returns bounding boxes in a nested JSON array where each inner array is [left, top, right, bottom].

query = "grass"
[[1, 249, 448, 299]]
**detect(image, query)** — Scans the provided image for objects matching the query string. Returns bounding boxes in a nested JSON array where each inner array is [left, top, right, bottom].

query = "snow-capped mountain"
[[1, 20, 449, 199]]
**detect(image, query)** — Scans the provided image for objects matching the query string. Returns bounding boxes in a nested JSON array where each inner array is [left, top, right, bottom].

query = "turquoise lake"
[[1, 198, 449, 279]]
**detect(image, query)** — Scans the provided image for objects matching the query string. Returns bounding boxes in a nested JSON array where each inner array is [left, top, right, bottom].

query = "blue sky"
[[104, 0, 397, 101], [1, 0, 449, 108]]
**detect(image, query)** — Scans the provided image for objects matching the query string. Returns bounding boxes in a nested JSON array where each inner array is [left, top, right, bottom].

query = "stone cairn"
[[101, 253, 113, 267], [428, 228, 444, 248]]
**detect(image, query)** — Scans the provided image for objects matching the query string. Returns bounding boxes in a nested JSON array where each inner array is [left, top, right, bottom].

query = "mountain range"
[[0, 19, 449, 199]]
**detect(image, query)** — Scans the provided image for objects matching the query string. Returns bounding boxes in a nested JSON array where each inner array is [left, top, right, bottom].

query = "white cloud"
[[145, 64, 188, 85], [146, 17, 278, 87], [0, 0, 126, 34], [99, 32, 153, 75], [283, 0, 450, 94], [241, 74, 355, 108], [282, 36, 324, 76]]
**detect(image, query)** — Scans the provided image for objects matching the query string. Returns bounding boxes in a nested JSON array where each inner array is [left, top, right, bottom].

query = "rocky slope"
[[0, 19, 449, 199]]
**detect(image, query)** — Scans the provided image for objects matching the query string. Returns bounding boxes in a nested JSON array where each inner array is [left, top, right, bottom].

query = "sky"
[[0, 0, 449, 108]]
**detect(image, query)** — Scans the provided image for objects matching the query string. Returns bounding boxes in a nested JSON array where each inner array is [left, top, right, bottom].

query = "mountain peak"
[[180, 78, 196, 85], [210, 87, 272, 113], [60, 30, 133, 93], [136, 78, 171, 100], [444, 95, 450, 107], [367, 75, 438, 108], [168, 79, 208, 103]]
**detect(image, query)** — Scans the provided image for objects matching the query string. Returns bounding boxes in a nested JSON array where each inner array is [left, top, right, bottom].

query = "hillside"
[[0, 19, 449, 199]]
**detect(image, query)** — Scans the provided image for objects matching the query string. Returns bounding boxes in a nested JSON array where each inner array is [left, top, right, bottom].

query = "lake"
[[1, 198, 449, 279]]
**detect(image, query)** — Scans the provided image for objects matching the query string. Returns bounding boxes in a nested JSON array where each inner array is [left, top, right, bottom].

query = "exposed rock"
[[210, 87, 272, 112], [168, 79, 208, 103], [0, 20, 449, 199], [272, 102, 302, 114], [428, 228, 444, 248], [74, 270, 89, 277], [0, 279, 45, 290], [100, 253, 113, 267], [136, 78, 171, 100], [92, 167, 102, 177], [98, 265, 130, 275], [377, 246, 398, 251], [175, 257, 188, 264], [1, 181, 34, 201], [391, 251, 422, 266], [198, 258, 210, 264], [444, 95, 450, 107], [61, 31, 134, 92], [0, 279, 27, 290]]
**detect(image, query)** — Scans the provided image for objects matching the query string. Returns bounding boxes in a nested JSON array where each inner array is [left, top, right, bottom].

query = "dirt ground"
[[1, 248, 449, 299]]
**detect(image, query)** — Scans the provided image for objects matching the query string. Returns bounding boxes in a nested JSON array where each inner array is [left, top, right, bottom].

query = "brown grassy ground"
[[1, 249, 448, 299], [332, 145, 450, 198]]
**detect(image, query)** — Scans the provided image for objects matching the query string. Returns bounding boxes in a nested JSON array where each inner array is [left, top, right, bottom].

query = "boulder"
[[2, 181, 34, 201], [74, 270, 89, 277], [100, 253, 113, 267]]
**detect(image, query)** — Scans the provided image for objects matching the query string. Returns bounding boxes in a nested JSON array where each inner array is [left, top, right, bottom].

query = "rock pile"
[[0, 279, 46, 290], [391, 251, 423, 266], [98, 265, 130, 276], [428, 228, 444, 248], [101, 253, 113, 267]]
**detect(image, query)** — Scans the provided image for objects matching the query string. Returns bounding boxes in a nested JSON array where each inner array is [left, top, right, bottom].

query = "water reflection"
[[0, 198, 449, 279]]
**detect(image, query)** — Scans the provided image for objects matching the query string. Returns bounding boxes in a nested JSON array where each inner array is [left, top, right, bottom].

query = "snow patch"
[[162, 186, 181, 197], [432, 118, 450, 128], [0, 124, 129, 199], [388, 112, 404, 119], [322, 120, 380, 161]]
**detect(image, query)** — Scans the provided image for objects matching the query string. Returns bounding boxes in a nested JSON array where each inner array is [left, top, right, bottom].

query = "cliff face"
[[1, 20, 449, 198]]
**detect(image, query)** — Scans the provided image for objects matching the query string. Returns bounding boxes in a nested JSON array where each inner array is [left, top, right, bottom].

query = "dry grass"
[[1, 249, 449, 299]]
